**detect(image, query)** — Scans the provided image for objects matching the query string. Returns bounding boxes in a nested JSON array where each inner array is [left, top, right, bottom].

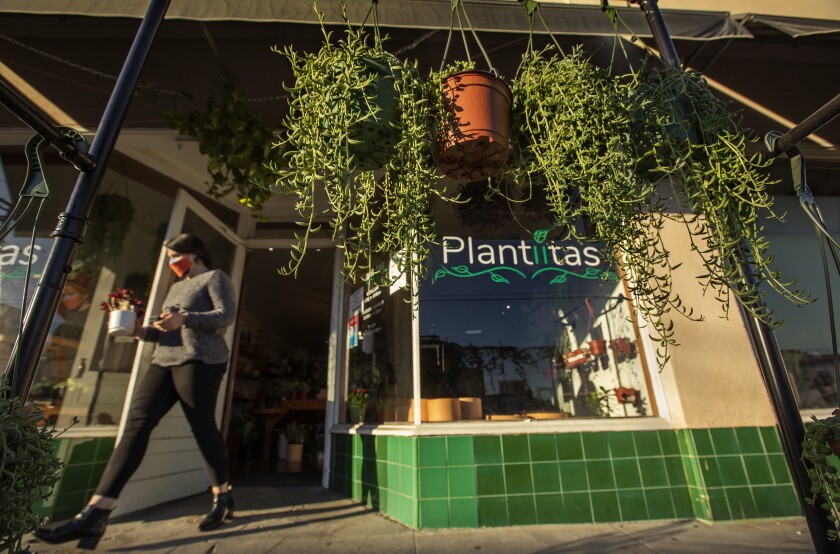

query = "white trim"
[[322, 248, 345, 488], [51, 425, 120, 439]]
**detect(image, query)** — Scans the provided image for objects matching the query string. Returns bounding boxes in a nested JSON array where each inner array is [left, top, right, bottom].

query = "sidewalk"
[[27, 485, 815, 553]]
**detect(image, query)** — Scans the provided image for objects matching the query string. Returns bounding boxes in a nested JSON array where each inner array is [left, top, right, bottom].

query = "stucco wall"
[[652, 219, 777, 429]]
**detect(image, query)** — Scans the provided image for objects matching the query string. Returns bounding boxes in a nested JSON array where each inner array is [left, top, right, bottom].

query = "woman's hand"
[[153, 312, 186, 332]]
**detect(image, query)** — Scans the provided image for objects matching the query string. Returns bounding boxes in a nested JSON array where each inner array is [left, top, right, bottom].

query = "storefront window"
[[0, 153, 174, 428]]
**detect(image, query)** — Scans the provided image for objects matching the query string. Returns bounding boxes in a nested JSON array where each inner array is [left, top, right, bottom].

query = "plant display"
[[99, 288, 144, 313], [275, 3, 448, 288], [284, 421, 308, 444], [347, 388, 371, 409], [0, 383, 64, 553], [164, 73, 278, 216], [802, 411, 840, 539], [73, 193, 134, 276]]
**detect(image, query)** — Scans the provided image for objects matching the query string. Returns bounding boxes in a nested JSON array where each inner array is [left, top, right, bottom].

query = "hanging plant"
[[802, 411, 840, 540], [73, 193, 134, 277], [275, 2, 450, 287], [164, 73, 278, 216]]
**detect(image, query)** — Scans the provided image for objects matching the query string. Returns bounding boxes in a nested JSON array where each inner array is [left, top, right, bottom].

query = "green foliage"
[[802, 413, 840, 540], [74, 193, 134, 276], [284, 421, 308, 444], [0, 383, 64, 553], [164, 73, 278, 217], [275, 4, 451, 289]]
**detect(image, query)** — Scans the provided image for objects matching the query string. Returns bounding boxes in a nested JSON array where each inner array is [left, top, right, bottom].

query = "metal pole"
[[0, 79, 95, 172], [629, 1, 837, 551], [4, 0, 171, 400], [768, 92, 840, 158]]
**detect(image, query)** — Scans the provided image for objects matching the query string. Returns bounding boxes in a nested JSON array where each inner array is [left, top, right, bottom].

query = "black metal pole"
[[769, 92, 840, 158], [0, 79, 96, 172], [4, 0, 171, 401], [630, 1, 837, 551]]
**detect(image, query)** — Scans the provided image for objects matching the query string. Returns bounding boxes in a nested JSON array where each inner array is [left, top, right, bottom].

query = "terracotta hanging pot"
[[588, 339, 607, 357], [563, 348, 590, 369], [610, 338, 634, 361], [614, 387, 639, 404], [436, 70, 512, 182]]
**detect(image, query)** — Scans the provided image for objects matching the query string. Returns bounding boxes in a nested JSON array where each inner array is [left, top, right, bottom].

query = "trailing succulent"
[[0, 383, 64, 553], [275, 6, 449, 288], [802, 412, 840, 540]]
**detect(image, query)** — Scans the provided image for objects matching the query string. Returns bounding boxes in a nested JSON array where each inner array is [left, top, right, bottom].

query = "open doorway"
[[225, 247, 334, 484]]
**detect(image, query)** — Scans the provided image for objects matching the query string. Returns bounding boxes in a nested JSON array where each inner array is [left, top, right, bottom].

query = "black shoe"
[[34, 505, 110, 550], [198, 491, 234, 531]]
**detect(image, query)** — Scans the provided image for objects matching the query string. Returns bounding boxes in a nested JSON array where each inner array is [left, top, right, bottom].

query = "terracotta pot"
[[459, 397, 483, 420], [346, 57, 401, 169], [407, 398, 429, 422], [614, 387, 639, 404], [427, 398, 461, 422], [287, 443, 304, 463], [588, 339, 607, 357], [108, 310, 136, 336], [436, 71, 512, 182], [563, 349, 590, 368], [610, 338, 634, 361]]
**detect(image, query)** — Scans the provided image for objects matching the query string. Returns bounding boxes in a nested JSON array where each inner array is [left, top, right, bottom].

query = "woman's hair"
[[165, 234, 213, 268]]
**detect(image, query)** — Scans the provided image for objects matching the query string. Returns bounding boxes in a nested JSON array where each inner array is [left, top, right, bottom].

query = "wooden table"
[[254, 399, 327, 463]]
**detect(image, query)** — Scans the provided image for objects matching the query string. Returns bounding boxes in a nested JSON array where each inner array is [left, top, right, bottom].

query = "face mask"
[[168, 256, 192, 278]]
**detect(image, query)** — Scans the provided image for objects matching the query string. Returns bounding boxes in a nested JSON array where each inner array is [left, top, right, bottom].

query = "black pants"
[[96, 362, 229, 498]]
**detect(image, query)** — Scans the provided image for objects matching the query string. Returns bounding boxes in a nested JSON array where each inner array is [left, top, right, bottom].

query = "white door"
[[113, 189, 245, 516]]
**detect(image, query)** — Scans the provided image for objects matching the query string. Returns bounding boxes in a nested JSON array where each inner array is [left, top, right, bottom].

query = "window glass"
[[0, 154, 174, 427]]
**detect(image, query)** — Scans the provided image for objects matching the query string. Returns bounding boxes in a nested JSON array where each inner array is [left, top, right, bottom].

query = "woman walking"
[[36, 234, 238, 549]]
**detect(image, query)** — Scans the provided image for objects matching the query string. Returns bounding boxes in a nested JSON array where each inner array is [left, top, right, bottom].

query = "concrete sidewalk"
[[27, 485, 815, 553]]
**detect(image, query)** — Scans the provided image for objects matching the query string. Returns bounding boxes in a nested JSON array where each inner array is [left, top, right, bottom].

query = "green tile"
[[502, 435, 530, 463], [58, 464, 92, 494], [474, 435, 502, 464], [352, 434, 363, 458], [638, 458, 668, 488], [664, 457, 687, 487], [388, 436, 402, 463], [535, 493, 564, 524], [400, 466, 416, 498], [671, 487, 694, 518], [690, 486, 712, 520], [699, 457, 722, 488], [504, 464, 534, 494], [586, 460, 615, 490], [448, 466, 477, 498], [94, 437, 116, 461], [389, 494, 404, 522], [591, 491, 621, 522], [529, 434, 558, 462], [447, 436, 474, 466], [478, 496, 509, 526], [612, 458, 642, 489], [768, 454, 792, 484], [607, 432, 636, 459], [562, 492, 593, 523], [717, 456, 748, 487], [676, 430, 696, 457], [379, 488, 389, 512], [559, 461, 588, 492], [532, 462, 561, 493], [420, 499, 449, 528], [420, 467, 448, 499], [419, 437, 447, 467], [754, 485, 801, 518], [401, 437, 416, 466], [376, 461, 389, 490], [707, 489, 731, 520], [508, 494, 537, 525], [352, 479, 362, 501], [710, 428, 739, 455], [734, 428, 763, 454], [659, 431, 680, 456], [618, 489, 648, 521], [692, 429, 714, 456], [633, 432, 662, 457], [743, 455, 774, 486], [476, 465, 506, 496], [681, 456, 703, 488], [66, 439, 98, 464], [581, 432, 609, 459], [556, 433, 584, 461], [646, 488, 676, 519], [375, 435, 389, 458], [725, 487, 758, 519], [760, 427, 782, 453], [449, 498, 479, 528]]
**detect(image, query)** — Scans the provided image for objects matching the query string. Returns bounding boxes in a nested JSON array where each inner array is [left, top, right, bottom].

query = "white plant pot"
[[108, 310, 136, 336]]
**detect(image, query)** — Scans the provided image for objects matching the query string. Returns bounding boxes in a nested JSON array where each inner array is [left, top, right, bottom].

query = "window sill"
[[50, 425, 119, 439]]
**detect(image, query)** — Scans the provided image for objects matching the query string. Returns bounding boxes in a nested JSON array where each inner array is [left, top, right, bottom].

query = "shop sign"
[[0, 239, 49, 306]]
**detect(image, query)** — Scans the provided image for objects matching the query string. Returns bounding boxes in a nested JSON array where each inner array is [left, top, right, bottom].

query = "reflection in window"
[[419, 237, 652, 420]]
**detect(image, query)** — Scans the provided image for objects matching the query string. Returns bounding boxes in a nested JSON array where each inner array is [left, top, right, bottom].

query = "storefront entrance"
[[225, 247, 334, 484]]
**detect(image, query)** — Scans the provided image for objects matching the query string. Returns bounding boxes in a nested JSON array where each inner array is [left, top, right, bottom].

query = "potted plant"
[[275, 3, 451, 290], [73, 193, 134, 277], [284, 422, 308, 463], [588, 339, 607, 357], [100, 288, 144, 336], [0, 383, 64, 553], [610, 337, 635, 362], [802, 411, 840, 539], [614, 387, 639, 404], [347, 388, 371, 424]]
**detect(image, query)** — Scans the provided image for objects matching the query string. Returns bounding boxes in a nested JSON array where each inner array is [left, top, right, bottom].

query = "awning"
[[0, 0, 752, 41], [738, 14, 840, 38]]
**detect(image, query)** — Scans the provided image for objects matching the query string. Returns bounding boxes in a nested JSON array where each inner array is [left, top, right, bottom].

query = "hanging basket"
[[107, 310, 137, 337], [588, 339, 607, 357], [346, 57, 401, 170], [436, 70, 512, 182]]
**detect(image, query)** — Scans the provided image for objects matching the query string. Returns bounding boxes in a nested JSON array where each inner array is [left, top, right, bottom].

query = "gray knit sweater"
[[145, 269, 237, 366]]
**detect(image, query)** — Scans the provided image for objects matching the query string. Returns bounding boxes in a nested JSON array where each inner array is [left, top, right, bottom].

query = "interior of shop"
[[225, 247, 333, 483]]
